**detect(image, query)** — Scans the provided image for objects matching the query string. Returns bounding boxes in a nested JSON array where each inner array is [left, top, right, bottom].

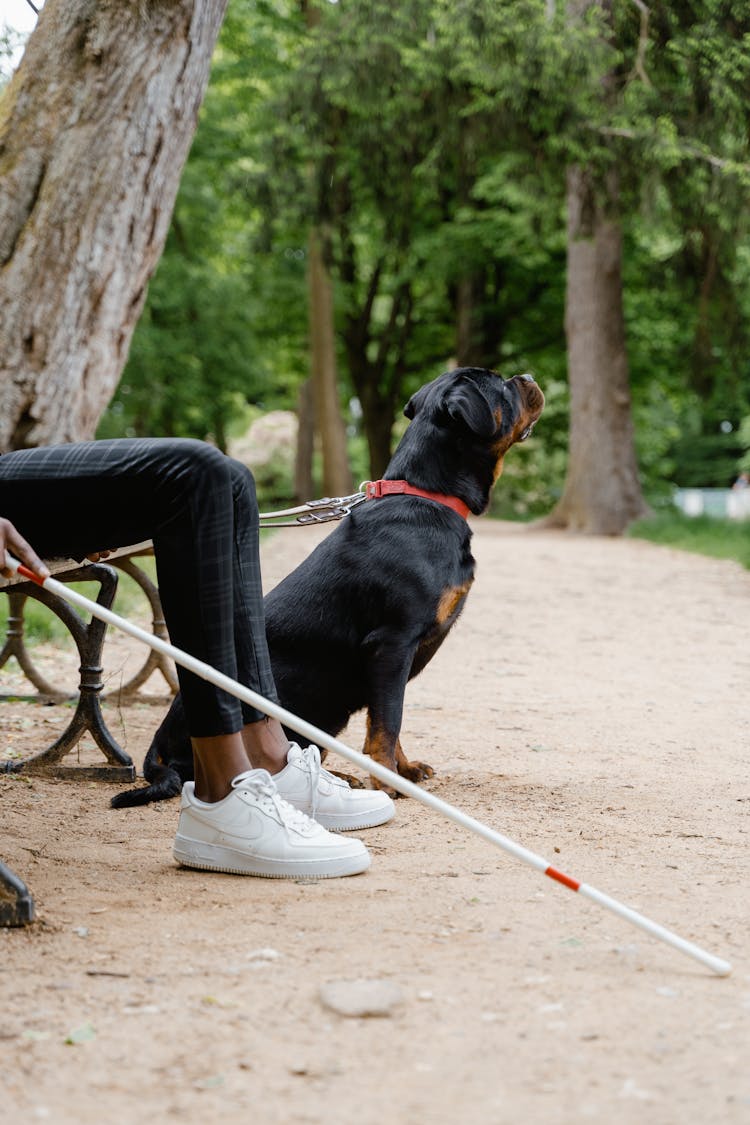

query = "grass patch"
[[628, 511, 750, 570]]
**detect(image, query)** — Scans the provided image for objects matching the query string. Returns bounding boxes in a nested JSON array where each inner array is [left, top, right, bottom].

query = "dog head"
[[401, 367, 545, 501]]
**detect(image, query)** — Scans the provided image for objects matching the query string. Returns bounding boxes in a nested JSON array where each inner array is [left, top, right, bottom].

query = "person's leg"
[[0, 439, 244, 717], [0, 440, 390, 862], [0, 439, 268, 798], [191, 733, 251, 803], [214, 457, 290, 784], [134, 446, 395, 828]]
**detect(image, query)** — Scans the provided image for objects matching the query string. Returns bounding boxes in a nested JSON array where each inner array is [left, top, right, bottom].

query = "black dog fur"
[[111, 366, 544, 808]]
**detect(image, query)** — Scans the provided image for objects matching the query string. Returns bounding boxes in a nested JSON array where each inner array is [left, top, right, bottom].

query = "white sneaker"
[[273, 743, 395, 831], [173, 769, 370, 879]]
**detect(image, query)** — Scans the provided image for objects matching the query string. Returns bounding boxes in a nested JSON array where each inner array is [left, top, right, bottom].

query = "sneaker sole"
[[315, 806, 396, 832], [173, 835, 371, 879]]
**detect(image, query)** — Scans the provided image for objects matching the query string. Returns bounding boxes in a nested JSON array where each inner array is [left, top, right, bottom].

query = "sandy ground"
[[0, 519, 749, 1125]]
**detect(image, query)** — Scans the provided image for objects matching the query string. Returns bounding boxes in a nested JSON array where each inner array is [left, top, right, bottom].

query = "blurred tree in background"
[[0, 0, 231, 449], [96, 0, 310, 450], [6, 0, 749, 525]]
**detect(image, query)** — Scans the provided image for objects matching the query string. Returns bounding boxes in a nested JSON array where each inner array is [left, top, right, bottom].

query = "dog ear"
[[404, 384, 431, 420], [443, 380, 497, 437]]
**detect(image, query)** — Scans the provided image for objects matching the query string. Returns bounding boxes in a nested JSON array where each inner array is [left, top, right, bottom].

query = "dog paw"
[[368, 760, 434, 796], [398, 760, 435, 783], [329, 770, 366, 789], [370, 776, 401, 798]]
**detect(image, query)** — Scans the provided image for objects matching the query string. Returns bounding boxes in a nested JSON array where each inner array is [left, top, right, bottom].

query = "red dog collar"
[[362, 479, 470, 521]]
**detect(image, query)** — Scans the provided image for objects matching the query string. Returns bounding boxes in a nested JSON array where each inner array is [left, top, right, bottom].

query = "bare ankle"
[[191, 732, 252, 803], [242, 717, 289, 774]]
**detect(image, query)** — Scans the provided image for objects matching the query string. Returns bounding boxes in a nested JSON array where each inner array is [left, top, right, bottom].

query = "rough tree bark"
[[0, 0, 229, 450], [541, 166, 648, 534]]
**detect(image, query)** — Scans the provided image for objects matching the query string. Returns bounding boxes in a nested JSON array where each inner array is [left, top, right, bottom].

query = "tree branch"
[[586, 123, 750, 173], [629, 0, 652, 88]]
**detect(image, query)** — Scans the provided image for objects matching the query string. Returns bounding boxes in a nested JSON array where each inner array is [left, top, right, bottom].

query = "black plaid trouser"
[[0, 438, 278, 737]]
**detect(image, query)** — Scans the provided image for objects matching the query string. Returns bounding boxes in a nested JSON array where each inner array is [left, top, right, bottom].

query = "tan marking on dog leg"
[[364, 717, 399, 794]]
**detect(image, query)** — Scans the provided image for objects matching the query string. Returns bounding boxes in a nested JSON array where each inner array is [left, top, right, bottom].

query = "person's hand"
[[85, 550, 113, 562], [0, 517, 50, 580]]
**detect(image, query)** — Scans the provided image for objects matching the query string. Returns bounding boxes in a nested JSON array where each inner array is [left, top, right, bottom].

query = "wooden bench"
[[0, 544, 177, 925]]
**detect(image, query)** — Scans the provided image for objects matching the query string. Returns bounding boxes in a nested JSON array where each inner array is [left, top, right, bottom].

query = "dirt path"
[[1, 520, 749, 1125]]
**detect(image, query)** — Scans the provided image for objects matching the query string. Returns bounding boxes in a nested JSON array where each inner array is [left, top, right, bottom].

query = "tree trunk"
[[294, 377, 315, 502], [692, 228, 719, 399], [453, 118, 501, 371], [363, 418, 395, 480], [541, 166, 647, 534], [455, 275, 483, 368], [307, 226, 353, 496], [359, 383, 397, 479], [0, 0, 229, 451], [455, 269, 503, 370]]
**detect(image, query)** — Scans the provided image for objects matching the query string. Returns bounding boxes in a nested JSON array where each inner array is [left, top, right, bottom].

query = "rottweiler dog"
[[111, 366, 544, 808]]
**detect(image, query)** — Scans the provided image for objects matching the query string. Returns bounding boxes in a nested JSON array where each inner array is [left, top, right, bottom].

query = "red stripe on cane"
[[16, 564, 45, 586], [545, 866, 580, 892]]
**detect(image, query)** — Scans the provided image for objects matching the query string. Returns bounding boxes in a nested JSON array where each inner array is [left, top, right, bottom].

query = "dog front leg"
[[364, 723, 435, 794], [363, 638, 434, 794]]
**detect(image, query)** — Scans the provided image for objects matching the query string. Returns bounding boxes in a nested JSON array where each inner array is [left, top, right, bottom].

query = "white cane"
[[5, 556, 732, 977]]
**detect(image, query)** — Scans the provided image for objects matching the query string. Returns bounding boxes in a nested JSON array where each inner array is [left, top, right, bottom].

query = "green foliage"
[[100, 0, 750, 507], [97, 0, 310, 447], [629, 510, 750, 571], [97, 253, 268, 450], [0, 593, 73, 645]]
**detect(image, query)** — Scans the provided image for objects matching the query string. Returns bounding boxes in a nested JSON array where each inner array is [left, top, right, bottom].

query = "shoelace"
[[231, 769, 317, 835], [293, 744, 348, 821], [296, 746, 322, 821]]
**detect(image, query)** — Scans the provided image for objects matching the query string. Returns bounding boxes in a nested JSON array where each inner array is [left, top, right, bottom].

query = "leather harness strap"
[[362, 479, 470, 521]]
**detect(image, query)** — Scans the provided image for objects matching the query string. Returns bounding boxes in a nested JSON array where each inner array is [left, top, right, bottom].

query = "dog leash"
[[258, 492, 367, 528], [258, 481, 470, 527]]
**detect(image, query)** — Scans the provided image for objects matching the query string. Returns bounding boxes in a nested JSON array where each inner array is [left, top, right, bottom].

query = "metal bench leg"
[[107, 556, 178, 698], [0, 860, 35, 926], [0, 592, 69, 699], [1, 563, 135, 781]]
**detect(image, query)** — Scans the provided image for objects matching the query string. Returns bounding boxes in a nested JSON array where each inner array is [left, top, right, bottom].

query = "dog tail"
[[110, 763, 183, 808], [111, 694, 191, 809], [110, 765, 183, 810]]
